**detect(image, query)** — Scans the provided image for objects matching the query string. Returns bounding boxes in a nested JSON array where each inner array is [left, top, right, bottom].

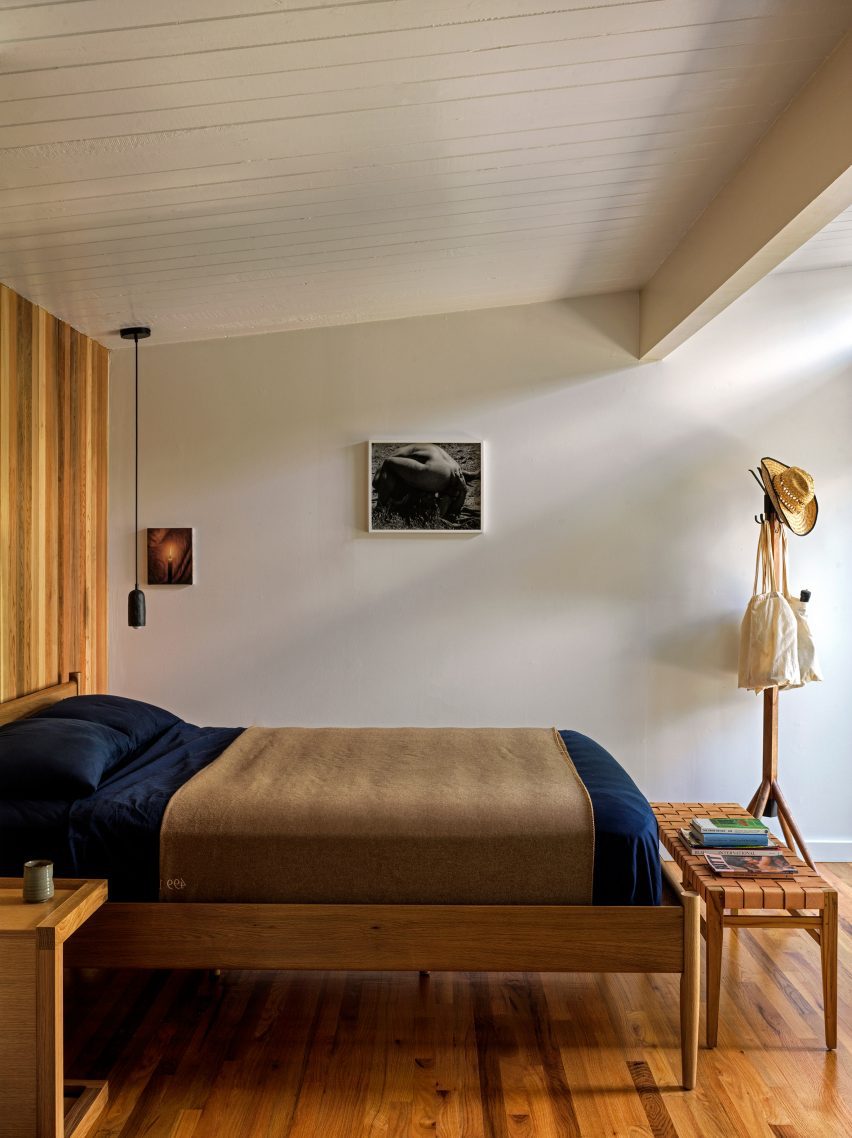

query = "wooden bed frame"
[[2, 677, 701, 1088]]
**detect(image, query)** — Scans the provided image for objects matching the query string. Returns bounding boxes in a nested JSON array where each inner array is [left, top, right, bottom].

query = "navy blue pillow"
[[0, 718, 132, 799], [33, 694, 180, 750]]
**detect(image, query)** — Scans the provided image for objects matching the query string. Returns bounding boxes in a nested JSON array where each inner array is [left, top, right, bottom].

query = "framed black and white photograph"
[[368, 441, 483, 533]]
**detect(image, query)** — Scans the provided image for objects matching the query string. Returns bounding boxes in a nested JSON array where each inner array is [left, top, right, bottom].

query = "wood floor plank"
[[472, 974, 510, 1138], [234, 973, 341, 1138], [65, 864, 852, 1138], [628, 1061, 679, 1138], [503, 974, 583, 1138], [168, 1111, 201, 1138], [446, 973, 487, 1138], [551, 975, 639, 1138]]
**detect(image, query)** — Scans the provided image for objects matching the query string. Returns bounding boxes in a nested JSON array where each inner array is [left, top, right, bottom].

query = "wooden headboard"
[[0, 284, 109, 702], [0, 673, 80, 727]]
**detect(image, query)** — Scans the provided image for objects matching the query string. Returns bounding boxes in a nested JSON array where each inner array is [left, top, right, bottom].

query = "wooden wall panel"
[[0, 284, 108, 700]]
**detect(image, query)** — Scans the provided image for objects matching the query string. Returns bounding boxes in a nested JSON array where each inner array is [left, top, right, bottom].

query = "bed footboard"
[[66, 882, 700, 1088], [67, 901, 680, 971]]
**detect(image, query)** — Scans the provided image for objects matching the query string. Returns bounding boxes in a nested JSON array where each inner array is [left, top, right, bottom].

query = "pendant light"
[[121, 326, 151, 628]]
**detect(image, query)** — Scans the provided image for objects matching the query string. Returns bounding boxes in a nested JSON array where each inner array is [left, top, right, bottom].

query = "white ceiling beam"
[[639, 34, 852, 361]]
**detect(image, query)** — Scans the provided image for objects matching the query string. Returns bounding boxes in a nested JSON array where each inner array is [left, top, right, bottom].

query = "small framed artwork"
[[147, 528, 194, 584], [368, 441, 483, 533]]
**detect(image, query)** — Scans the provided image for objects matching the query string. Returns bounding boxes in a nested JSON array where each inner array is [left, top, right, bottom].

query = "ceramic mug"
[[23, 859, 54, 903]]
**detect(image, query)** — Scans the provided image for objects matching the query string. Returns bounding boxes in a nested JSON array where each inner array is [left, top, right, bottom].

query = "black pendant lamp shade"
[[128, 586, 146, 629], [121, 326, 151, 628]]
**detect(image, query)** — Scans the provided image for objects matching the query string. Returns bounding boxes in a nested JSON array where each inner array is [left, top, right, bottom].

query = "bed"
[[0, 675, 700, 1088]]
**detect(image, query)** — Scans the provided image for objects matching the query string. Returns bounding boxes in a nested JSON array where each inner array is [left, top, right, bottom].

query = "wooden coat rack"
[[744, 493, 815, 869]]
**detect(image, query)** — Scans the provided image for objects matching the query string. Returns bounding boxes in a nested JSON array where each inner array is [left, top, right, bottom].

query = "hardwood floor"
[[65, 865, 852, 1137]]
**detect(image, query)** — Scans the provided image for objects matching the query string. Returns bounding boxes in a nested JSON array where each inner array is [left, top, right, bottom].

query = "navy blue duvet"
[[559, 731, 661, 905], [1, 721, 661, 905]]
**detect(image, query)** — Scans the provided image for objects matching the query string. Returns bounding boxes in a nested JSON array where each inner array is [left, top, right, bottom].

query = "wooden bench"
[[652, 802, 837, 1049]]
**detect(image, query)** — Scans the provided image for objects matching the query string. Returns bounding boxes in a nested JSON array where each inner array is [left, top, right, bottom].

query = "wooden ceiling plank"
[[9, 219, 665, 294], [0, 148, 722, 221], [0, 35, 839, 127], [0, 184, 681, 252], [0, 104, 789, 192], [0, 192, 685, 276], [0, 176, 703, 257], [0, 117, 757, 196], [0, 61, 821, 151], [19, 224, 665, 296], [0, 167, 705, 240], [0, 11, 842, 101], [639, 33, 852, 360], [4, 0, 849, 74], [1, 3, 847, 344], [1, 0, 354, 35]]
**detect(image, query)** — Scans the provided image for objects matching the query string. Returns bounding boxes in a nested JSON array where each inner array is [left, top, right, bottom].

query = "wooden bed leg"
[[821, 892, 838, 1050], [705, 889, 724, 1049], [680, 890, 700, 1090]]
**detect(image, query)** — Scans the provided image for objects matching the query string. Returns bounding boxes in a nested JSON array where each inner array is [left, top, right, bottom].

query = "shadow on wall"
[[113, 293, 641, 504], [116, 285, 849, 737], [652, 616, 742, 686], [334, 377, 837, 729], [182, 415, 758, 741]]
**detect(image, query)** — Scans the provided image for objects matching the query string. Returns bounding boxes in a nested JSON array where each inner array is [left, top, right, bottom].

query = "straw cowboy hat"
[[760, 457, 818, 536]]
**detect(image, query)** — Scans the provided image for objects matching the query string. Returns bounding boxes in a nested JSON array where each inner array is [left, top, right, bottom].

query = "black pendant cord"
[[134, 332, 139, 591], [121, 325, 150, 628]]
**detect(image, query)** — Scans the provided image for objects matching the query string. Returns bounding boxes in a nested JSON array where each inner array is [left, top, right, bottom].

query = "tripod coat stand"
[[744, 503, 816, 869]]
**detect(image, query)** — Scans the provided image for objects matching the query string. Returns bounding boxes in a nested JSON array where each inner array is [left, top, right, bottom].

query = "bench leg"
[[680, 891, 700, 1089], [705, 891, 724, 1049], [821, 892, 838, 1049]]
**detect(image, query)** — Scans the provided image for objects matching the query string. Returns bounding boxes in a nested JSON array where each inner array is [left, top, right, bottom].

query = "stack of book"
[[680, 816, 795, 877], [684, 816, 771, 848]]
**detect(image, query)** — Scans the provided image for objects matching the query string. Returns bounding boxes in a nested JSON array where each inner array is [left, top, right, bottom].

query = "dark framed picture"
[[368, 441, 483, 533], [147, 528, 194, 584]]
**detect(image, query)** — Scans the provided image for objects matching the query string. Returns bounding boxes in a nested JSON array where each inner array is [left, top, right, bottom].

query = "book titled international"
[[702, 849, 796, 877]]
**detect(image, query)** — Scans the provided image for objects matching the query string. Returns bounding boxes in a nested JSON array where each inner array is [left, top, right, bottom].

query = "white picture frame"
[[368, 441, 483, 533]]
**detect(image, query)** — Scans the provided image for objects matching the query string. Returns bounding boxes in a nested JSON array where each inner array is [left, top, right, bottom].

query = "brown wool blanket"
[[159, 727, 594, 904]]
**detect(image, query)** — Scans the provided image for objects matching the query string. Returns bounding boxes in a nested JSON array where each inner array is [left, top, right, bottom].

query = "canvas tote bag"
[[779, 528, 823, 688], [738, 522, 800, 693]]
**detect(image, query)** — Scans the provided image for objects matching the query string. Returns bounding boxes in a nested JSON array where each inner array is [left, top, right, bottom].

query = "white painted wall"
[[109, 269, 852, 857]]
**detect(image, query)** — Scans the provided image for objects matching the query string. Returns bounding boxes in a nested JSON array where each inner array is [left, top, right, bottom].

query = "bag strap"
[[753, 524, 764, 595], [780, 526, 790, 597], [752, 521, 781, 595], [762, 521, 779, 593]]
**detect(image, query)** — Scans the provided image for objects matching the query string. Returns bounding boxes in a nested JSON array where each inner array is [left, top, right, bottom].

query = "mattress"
[[0, 711, 661, 905], [159, 727, 595, 905]]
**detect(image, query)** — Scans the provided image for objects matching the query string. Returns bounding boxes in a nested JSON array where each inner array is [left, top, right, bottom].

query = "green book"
[[679, 828, 776, 851], [690, 816, 768, 836]]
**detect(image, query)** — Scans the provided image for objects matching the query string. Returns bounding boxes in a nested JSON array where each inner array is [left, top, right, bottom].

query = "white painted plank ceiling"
[[0, 0, 849, 345], [776, 204, 852, 274]]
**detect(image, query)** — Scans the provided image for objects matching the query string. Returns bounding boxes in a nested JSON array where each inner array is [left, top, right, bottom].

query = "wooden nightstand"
[[0, 878, 108, 1138], [652, 804, 837, 1050]]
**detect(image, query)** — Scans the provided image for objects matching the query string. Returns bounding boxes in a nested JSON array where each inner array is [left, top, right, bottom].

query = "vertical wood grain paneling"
[[0, 284, 108, 699]]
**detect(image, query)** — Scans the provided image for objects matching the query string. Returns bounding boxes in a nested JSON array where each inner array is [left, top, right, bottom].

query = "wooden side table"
[[652, 803, 837, 1050], [0, 878, 108, 1138]]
